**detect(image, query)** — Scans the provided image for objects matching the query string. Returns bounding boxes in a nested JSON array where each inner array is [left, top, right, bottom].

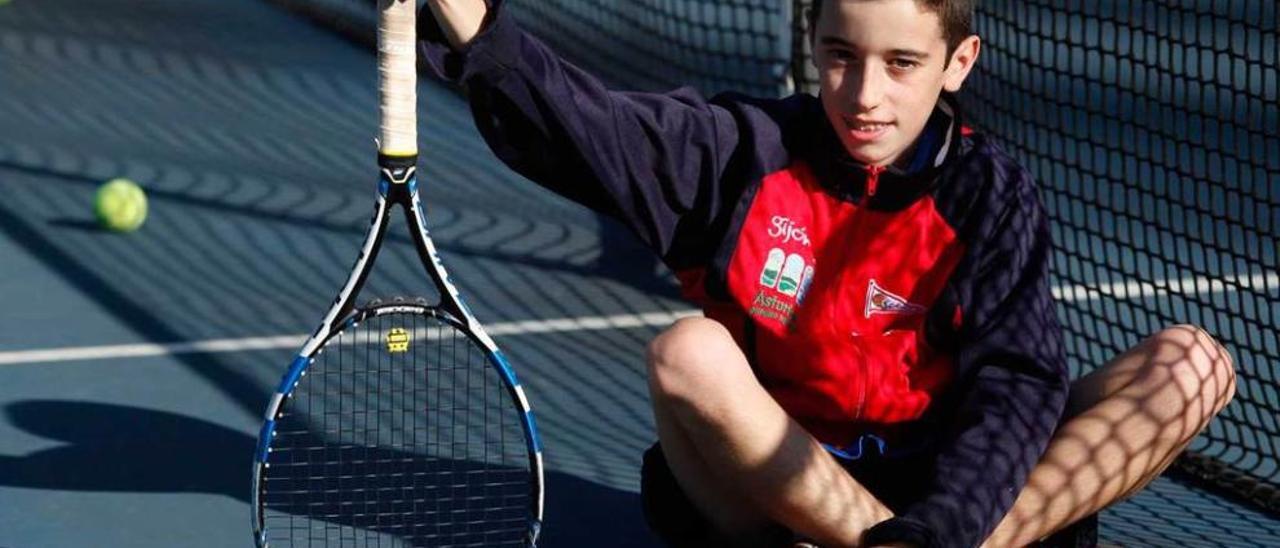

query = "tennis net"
[[925, 0, 1279, 514], [271, 0, 1278, 515]]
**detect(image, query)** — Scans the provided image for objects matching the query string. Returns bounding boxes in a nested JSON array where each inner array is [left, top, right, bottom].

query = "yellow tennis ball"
[[94, 178, 148, 232]]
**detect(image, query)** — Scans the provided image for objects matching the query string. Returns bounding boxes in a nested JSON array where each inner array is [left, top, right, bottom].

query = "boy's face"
[[811, 0, 979, 167]]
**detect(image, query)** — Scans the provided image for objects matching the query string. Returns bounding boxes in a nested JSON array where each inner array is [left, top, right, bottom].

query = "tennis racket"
[[251, 1, 544, 546]]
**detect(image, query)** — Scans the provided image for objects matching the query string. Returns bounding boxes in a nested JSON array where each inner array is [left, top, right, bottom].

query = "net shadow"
[[0, 400, 654, 547]]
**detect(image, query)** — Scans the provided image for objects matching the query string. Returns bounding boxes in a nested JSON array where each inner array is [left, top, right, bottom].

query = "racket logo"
[[380, 166, 416, 185], [385, 327, 411, 353]]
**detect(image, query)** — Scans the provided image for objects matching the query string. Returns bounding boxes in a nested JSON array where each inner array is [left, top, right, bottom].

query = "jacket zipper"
[[865, 165, 885, 199]]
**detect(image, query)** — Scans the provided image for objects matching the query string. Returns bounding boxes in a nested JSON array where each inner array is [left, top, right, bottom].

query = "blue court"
[[0, 1, 1276, 546]]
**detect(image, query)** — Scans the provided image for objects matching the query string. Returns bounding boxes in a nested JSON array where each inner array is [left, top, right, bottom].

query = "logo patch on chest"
[[752, 248, 816, 325], [864, 279, 926, 318]]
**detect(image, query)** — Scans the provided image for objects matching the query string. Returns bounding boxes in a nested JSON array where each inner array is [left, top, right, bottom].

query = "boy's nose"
[[851, 64, 886, 112]]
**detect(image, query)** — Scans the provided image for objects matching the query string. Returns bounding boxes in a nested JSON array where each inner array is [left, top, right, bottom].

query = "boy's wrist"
[[423, 0, 489, 50]]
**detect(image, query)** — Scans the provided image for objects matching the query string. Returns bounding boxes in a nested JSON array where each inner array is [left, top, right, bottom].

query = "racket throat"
[[378, 153, 418, 197], [375, 158, 473, 325], [400, 199, 472, 324]]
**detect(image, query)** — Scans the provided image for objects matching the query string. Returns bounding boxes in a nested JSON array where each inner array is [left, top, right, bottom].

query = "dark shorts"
[[639, 441, 935, 546], [640, 442, 1099, 547]]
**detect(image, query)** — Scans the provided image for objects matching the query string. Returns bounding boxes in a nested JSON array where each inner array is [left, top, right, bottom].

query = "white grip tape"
[[378, 0, 417, 156]]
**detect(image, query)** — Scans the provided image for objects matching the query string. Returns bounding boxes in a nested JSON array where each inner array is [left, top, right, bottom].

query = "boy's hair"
[[808, 0, 975, 55]]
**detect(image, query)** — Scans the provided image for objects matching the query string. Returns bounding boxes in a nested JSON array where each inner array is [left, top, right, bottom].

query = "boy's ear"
[[942, 35, 981, 93]]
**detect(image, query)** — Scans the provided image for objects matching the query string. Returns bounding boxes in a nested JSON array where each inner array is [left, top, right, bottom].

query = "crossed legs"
[[982, 324, 1236, 547], [645, 318, 1235, 547]]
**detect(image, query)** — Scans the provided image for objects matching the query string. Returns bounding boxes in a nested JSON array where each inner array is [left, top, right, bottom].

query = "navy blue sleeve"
[[418, 2, 745, 266], [867, 153, 1070, 548]]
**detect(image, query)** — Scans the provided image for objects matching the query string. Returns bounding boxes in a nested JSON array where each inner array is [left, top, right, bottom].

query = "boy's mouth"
[[842, 116, 893, 142]]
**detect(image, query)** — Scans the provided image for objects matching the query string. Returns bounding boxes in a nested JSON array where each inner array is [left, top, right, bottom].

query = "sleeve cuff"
[[417, 0, 520, 83], [862, 516, 940, 548]]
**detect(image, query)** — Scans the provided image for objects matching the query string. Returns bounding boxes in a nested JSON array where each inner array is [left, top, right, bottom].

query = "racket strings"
[[262, 310, 532, 547]]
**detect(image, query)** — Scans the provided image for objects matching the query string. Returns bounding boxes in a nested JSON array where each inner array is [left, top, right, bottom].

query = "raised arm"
[[417, 1, 771, 265]]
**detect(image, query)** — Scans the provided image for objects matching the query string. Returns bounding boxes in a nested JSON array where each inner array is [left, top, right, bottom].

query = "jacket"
[[420, 4, 1070, 546]]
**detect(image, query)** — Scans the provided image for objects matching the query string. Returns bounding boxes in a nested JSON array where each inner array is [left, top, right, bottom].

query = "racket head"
[[253, 303, 544, 547]]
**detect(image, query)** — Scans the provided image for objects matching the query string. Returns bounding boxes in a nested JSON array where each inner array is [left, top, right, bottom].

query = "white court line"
[[0, 310, 703, 366], [0, 272, 1272, 366], [1051, 271, 1277, 302]]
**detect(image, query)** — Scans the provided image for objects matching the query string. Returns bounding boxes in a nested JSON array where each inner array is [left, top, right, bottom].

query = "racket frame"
[[252, 156, 545, 548]]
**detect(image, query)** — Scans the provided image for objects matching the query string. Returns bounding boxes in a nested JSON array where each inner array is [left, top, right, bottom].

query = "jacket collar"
[[805, 94, 963, 210]]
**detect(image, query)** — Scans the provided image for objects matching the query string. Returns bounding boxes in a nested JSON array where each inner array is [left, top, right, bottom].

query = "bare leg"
[[647, 318, 893, 547], [983, 325, 1237, 547]]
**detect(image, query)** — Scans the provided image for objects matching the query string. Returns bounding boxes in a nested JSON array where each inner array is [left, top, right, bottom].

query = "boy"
[[418, 1, 1236, 546]]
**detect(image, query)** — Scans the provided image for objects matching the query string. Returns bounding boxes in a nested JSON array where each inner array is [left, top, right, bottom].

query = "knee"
[[1143, 324, 1237, 415], [646, 317, 742, 402]]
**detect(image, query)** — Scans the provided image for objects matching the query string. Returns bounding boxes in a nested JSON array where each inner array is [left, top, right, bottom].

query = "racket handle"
[[378, 0, 417, 157]]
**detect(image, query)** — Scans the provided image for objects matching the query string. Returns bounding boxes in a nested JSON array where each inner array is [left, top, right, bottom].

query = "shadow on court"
[[0, 400, 656, 547], [0, 160, 680, 301]]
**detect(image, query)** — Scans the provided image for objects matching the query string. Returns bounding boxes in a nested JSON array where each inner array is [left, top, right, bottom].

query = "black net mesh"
[[504, 0, 792, 96], [938, 1, 1278, 515], [808, 0, 1277, 515], [269, 0, 794, 95]]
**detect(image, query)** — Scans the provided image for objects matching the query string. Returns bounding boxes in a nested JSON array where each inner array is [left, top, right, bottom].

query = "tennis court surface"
[[0, 0, 1276, 546]]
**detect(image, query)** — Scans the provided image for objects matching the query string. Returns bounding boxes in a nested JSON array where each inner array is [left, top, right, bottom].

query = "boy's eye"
[[890, 59, 920, 70], [826, 49, 855, 62]]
